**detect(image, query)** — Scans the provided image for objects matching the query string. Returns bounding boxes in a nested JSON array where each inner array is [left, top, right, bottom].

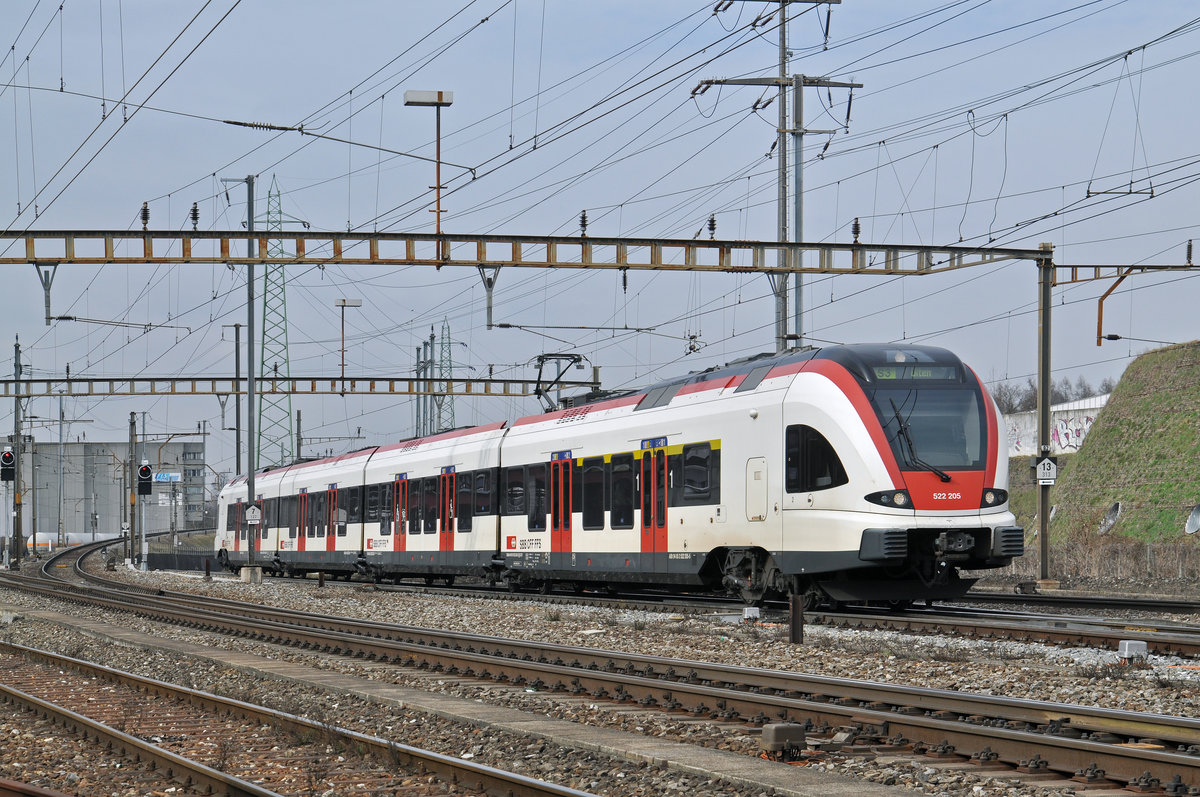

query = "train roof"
[[219, 343, 967, 488], [562, 342, 964, 408]]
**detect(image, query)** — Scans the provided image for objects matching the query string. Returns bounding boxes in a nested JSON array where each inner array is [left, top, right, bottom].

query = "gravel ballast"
[[4, 564, 1198, 796]]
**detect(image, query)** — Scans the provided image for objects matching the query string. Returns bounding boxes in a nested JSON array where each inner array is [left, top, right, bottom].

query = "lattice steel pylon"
[[257, 175, 295, 468], [433, 318, 455, 432]]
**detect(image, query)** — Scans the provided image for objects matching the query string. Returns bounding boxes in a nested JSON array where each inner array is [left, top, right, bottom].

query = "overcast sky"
[[2, 0, 1197, 487]]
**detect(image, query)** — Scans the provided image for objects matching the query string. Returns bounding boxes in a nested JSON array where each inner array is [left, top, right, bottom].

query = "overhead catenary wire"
[[8, 3, 1199, 452]]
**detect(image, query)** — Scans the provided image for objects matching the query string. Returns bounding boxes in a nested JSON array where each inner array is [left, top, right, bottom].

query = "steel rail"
[[36, 544, 1200, 659], [6, 570, 1200, 789], [40, 576, 1200, 746], [818, 607, 1200, 657], [0, 681, 279, 797], [0, 778, 74, 797], [67, 560, 1200, 659], [1, 640, 595, 797], [965, 589, 1200, 615]]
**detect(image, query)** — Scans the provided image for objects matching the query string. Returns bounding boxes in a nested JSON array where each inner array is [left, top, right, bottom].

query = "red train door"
[[297, 491, 308, 552], [640, 448, 668, 554], [550, 458, 572, 555], [233, 500, 242, 552], [326, 488, 338, 552], [394, 478, 407, 552], [254, 498, 264, 554], [438, 470, 455, 552]]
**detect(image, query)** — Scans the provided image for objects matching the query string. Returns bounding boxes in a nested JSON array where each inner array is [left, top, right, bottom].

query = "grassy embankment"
[[994, 341, 1200, 589]]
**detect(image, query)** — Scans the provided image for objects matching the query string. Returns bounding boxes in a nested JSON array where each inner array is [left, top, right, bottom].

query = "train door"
[[253, 498, 264, 554], [326, 487, 339, 552], [233, 500, 242, 552], [640, 448, 668, 553], [550, 457, 573, 557], [438, 470, 455, 552], [294, 489, 304, 552], [745, 457, 767, 521], [393, 478, 407, 552]]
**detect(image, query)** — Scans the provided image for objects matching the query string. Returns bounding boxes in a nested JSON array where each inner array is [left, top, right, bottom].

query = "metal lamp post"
[[403, 90, 454, 235], [335, 298, 362, 395]]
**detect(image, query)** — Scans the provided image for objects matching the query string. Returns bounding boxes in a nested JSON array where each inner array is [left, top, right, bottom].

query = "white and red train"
[[216, 343, 1023, 605]]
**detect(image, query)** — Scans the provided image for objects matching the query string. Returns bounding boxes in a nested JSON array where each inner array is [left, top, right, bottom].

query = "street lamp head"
[[335, 298, 363, 308], [404, 90, 453, 107]]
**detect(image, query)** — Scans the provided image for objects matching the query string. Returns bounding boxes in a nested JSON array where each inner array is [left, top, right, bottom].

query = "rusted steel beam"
[[0, 230, 1042, 275]]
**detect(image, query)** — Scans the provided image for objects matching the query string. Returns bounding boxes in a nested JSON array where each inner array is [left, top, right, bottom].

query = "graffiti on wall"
[[1006, 395, 1109, 456]]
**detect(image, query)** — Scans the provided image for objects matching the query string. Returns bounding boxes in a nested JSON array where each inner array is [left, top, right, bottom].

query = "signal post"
[[137, 460, 152, 570], [1, 447, 13, 568]]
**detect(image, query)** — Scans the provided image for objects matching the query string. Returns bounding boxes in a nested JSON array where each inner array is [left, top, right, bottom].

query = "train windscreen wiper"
[[889, 398, 951, 483]]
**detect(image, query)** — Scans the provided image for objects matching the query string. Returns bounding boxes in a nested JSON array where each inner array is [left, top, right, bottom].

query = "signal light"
[[1, 448, 13, 482], [137, 462, 153, 495]]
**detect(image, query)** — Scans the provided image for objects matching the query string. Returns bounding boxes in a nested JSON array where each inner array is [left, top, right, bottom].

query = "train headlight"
[[981, 489, 1008, 508], [865, 489, 911, 508]]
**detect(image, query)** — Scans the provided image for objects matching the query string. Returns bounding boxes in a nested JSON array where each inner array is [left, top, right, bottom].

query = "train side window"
[[305, 495, 316, 537], [314, 493, 326, 537], [503, 467, 525, 515], [423, 478, 438, 533], [285, 495, 298, 539], [226, 503, 236, 536], [785, 425, 849, 493], [474, 470, 494, 516], [334, 489, 348, 537], [366, 484, 380, 523], [408, 481, 421, 535], [343, 486, 363, 525], [457, 473, 473, 532], [581, 457, 605, 530], [526, 463, 547, 531], [610, 454, 634, 529], [379, 483, 393, 536], [681, 443, 712, 503]]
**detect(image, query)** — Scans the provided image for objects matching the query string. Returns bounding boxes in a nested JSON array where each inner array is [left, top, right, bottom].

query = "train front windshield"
[[868, 384, 987, 472]]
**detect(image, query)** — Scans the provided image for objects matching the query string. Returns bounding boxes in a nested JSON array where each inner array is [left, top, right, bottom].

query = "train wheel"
[[800, 587, 824, 612], [537, 580, 551, 595], [444, 576, 455, 587], [739, 589, 765, 607], [886, 599, 913, 612]]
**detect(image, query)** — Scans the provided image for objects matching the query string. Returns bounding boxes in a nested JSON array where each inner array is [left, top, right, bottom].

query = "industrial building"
[[2, 435, 214, 552]]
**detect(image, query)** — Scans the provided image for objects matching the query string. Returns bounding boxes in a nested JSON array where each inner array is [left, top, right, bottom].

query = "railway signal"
[[137, 462, 153, 495], [1, 448, 13, 481]]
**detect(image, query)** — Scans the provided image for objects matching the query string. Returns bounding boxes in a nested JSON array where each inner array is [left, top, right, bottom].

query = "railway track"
[[818, 604, 1200, 658], [965, 588, 1200, 615], [235, 573, 1200, 659], [0, 639, 594, 797], [7, 545, 1200, 792], [0, 779, 72, 797], [79, 536, 1200, 656]]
